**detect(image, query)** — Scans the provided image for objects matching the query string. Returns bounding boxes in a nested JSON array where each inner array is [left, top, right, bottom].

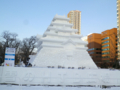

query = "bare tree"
[[0, 42, 4, 65], [20, 36, 36, 64], [1, 31, 20, 48], [0, 31, 21, 64], [0, 31, 36, 66]]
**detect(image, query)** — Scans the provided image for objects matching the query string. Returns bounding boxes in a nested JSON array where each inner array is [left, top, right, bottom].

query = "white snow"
[[0, 85, 120, 90], [31, 15, 97, 69], [0, 67, 120, 86]]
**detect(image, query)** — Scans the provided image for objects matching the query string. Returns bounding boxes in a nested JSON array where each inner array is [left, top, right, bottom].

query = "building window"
[[102, 52, 110, 55], [102, 44, 109, 47], [102, 41, 109, 44], [87, 48, 95, 51], [104, 60, 110, 62], [89, 52, 95, 54], [102, 48, 109, 51], [87, 48, 101, 51], [96, 52, 101, 54], [102, 56, 110, 58], [102, 37, 109, 40], [91, 56, 101, 58], [117, 26, 119, 29], [89, 52, 101, 54], [95, 48, 101, 50]]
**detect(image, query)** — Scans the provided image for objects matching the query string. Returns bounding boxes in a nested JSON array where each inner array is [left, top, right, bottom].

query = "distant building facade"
[[67, 10, 81, 35], [87, 33, 102, 67], [87, 28, 117, 67], [101, 28, 117, 64], [117, 0, 120, 60]]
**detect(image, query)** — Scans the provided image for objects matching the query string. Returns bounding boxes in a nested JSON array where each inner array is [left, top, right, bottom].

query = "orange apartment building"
[[87, 33, 102, 67], [87, 28, 117, 67], [101, 28, 117, 65]]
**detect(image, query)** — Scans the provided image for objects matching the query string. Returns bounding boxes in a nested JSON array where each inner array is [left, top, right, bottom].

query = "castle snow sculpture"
[[31, 15, 97, 69]]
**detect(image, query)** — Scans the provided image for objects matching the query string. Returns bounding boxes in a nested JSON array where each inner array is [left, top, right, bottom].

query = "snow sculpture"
[[31, 14, 97, 69]]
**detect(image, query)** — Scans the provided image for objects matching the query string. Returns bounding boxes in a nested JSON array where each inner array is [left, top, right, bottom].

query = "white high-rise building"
[[31, 15, 97, 69]]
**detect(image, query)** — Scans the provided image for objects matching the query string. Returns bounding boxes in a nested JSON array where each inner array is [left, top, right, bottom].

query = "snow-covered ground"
[[1, 67, 120, 86], [1, 67, 120, 90], [0, 85, 120, 90]]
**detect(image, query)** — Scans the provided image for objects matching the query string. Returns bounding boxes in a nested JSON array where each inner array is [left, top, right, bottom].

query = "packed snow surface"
[[0, 85, 120, 90]]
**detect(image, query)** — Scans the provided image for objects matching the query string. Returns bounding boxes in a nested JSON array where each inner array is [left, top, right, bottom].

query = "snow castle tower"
[[32, 14, 97, 69]]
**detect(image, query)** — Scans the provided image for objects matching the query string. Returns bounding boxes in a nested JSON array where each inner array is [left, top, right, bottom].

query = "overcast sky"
[[0, 0, 117, 40]]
